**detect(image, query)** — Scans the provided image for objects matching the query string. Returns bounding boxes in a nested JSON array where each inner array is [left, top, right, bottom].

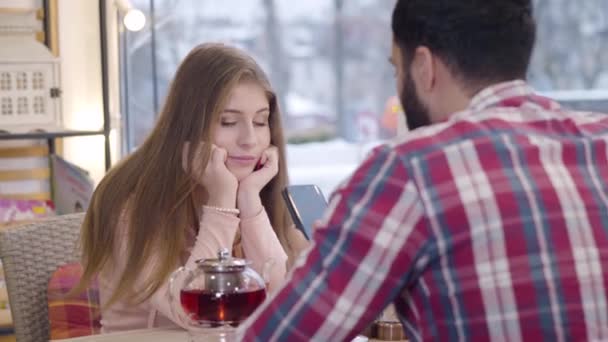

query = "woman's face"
[[212, 81, 272, 181]]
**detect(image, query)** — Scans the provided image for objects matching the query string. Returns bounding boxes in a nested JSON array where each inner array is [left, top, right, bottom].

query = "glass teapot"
[[169, 248, 272, 340]]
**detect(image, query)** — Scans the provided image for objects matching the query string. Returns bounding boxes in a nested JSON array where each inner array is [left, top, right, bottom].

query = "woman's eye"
[[254, 121, 268, 127], [221, 121, 237, 127]]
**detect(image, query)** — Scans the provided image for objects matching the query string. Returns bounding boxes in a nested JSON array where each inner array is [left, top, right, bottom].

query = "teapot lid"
[[196, 248, 248, 273]]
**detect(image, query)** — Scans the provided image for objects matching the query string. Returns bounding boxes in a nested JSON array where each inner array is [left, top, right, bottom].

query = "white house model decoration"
[[0, 0, 61, 132]]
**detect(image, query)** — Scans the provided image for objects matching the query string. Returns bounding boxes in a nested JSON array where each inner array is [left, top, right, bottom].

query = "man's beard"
[[400, 72, 432, 131]]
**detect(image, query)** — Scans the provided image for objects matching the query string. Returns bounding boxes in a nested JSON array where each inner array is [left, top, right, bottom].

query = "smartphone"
[[282, 184, 328, 240]]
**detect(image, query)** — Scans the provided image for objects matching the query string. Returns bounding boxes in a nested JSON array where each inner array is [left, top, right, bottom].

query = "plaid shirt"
[[239, 80, 608, 341]]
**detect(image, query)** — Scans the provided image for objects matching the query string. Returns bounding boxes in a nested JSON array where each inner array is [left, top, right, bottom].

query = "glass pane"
[[340, 0, 397, 141], [123, 0, 401, 151], [529, 0, 608, 91], [120, 0, 608, 193], [1, 98, 13, 116], [529, 0, 608, 112], [123, 0, 157, 150], [33, 71, 44, 90], [0, 72, 10, 91], [16, 72, 27, 90], [17, 97, 28, 115], [34, 96, 45, 115]]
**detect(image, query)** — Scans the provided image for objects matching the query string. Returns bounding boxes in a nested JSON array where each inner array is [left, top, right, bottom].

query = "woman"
[[77, 43, 308, 332]]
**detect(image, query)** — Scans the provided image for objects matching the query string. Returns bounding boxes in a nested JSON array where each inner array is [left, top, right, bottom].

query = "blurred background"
[[118, 0, 608, 195]]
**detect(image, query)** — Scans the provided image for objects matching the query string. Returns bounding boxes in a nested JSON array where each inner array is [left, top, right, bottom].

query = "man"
[[239, 0, 608, 340]]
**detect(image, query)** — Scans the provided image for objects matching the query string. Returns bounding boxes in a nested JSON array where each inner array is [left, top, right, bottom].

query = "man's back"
[[240, 81, 608, 341], [393, 81, 608, 340]]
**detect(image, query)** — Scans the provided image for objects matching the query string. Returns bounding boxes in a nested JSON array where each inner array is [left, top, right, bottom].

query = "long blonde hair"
[[77, 43, 292, 306]]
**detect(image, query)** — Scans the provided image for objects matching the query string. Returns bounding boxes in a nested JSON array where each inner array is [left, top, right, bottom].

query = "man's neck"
[[433, 82, 475, 122]]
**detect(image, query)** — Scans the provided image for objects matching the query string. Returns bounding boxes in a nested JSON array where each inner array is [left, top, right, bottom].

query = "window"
[[32, 71, 44, 90], [17, 97, 28, 115], [530, 0, 608, 111], [33, 96, 45, 115], [0, 72, 10, 91], [16, 72, 27, 90], [122, 0, 396, 149], [120, 0, 608, 194], [1, 98, 12, 116]]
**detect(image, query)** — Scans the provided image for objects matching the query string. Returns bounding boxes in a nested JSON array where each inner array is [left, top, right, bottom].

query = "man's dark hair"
[[392, 0, 536, 89]]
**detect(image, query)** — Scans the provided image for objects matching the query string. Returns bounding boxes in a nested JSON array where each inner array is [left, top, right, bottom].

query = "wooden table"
[[52, 328, 188, 341], [52, 327, 376, 341]]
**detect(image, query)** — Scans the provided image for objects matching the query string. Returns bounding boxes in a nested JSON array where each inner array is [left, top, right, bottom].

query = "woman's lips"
[[228, 155, 257, 166]]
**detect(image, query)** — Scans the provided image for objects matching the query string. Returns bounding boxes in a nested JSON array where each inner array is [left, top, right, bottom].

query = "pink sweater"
[[98, 207, 291, 332]]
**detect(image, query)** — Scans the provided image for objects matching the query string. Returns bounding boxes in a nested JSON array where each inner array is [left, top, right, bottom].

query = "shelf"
[[0, 130, 106, 158], [0, 130, 104, 141]]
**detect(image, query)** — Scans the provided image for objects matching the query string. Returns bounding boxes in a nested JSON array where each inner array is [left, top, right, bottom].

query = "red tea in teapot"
[[180, 288, 266, 323]]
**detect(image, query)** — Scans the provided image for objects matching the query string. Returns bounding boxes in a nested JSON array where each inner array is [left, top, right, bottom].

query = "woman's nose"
[[237, 123, 257, 147]]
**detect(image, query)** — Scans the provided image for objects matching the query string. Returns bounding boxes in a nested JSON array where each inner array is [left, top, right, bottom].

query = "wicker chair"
[[0, 213, 84, 342]]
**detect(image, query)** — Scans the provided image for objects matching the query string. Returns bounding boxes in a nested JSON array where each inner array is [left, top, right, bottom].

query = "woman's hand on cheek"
[[237, 146, 279, 218], [183, 142, 238, 208], [239, 146, 279, 194]]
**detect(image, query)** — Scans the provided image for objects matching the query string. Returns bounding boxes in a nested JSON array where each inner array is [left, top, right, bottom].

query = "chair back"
[[0, 213, 84, 342]]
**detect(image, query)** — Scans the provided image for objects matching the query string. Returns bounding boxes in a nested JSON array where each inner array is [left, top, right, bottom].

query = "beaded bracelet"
[[202, 205, 240, 216]]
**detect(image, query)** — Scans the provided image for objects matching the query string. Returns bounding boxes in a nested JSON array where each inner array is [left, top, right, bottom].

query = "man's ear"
[[411, 46, 435, 92]]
